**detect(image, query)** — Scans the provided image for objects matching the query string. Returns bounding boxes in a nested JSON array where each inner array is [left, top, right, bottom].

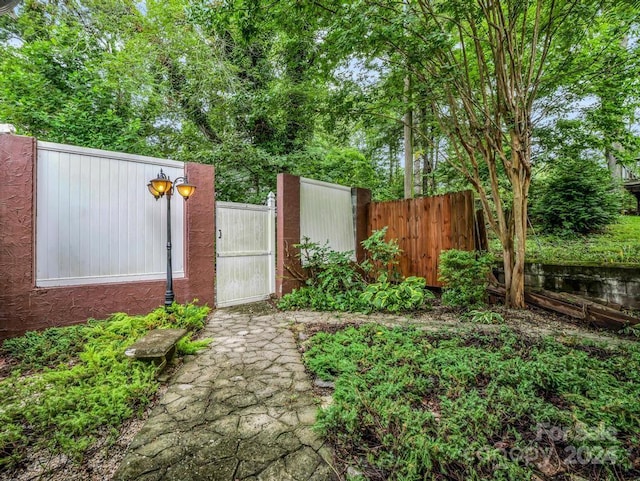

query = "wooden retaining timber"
[[488, 285, 640, 330]]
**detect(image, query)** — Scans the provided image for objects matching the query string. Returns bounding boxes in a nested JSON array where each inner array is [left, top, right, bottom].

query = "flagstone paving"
[[114, 304, 336, 481], [113, 300, 629, 481]]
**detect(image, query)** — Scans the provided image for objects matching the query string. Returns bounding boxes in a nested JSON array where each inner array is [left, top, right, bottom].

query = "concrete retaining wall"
[[495, 263, 640, 309]]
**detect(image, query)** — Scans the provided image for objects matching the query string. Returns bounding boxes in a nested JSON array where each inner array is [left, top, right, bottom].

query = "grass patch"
[[490, 216, 640, 265], [0, 302, 210, 469], [304, 324, 640, 480]]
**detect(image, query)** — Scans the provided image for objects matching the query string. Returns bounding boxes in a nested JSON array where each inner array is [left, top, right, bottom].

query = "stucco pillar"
[[276, 174, 302, 297], [176, 162, 215, 306], [0, 133, 37, 337], [352, 187, 372, 263]]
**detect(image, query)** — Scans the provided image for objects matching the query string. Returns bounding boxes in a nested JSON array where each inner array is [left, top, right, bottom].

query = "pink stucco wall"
[[0, 134, 215, 340]]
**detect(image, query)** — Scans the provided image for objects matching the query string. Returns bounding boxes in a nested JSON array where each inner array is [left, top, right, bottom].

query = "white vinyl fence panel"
[[300, 177, 355, 256], [216, 199, 275, 307], [36, 141, 185, 287]]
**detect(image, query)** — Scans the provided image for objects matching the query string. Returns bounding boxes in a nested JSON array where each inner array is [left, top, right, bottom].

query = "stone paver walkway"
[[114, 304, 336, 481]]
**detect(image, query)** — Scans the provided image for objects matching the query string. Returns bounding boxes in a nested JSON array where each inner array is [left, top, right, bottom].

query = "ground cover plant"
[[278, 229, 434, 313], [0, 302, 210, 470], [304, 324, 640, 480], [490, 216, 640, 266]]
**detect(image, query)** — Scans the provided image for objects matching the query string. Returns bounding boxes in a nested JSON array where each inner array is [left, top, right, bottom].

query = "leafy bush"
[[438, 249, 493, 309], [529, 158, 622, 235], [0, 302, 210, 468], [278, 231, 434, 313], [361, 274, 434, 313], [177, 337, 213, 355], [305, 324, 640, 480], [278, 238, 367, 312], [297, 238, 364, 294], [278, 284, 368, 312], [360, 227, 402, 281]]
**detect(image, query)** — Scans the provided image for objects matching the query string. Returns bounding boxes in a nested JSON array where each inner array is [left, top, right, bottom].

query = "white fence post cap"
[[267, 191, 276, 208], [0, 124, 16, 134]]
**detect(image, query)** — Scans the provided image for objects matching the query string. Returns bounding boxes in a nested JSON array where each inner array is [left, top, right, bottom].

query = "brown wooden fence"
[[368, 191, 475, 287]]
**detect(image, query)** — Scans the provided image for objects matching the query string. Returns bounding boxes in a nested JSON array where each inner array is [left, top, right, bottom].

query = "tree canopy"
[[1, 0, 639, 306]]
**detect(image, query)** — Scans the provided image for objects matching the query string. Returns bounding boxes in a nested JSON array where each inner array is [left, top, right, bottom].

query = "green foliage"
[[1, 0, 381, 203], [530, 158, 622, 235], [438, 250, 494, 309], [277, 237, 367, 312], [620, 189, 638, 214], [290, 143, 383, 194], [0, 2, 157, 153], [278, 286, 368, 313], [492, 216, 640, 265], [618, 324, 640, 338], [462, 309, 505, 324], [2, 325, 90, 371], [0, 302, 210, 468], [361, 274, 434, 313], [298, 239, 364, 294], [305, 324, 640, 480], [360, 227, 402, 281], [176, 337, 213, 355], [279, 231, 433, 313]]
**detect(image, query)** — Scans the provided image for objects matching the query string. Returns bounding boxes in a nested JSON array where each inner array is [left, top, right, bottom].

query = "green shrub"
[[278, 285, 368, 312], [278, 231, 435, 313], [2, 324, 90, 370], [360, 227, 402, 281], [529, 158, 621, 235], [360, 274, 434, 313], [176, 337, 213, 355], [438, 249, 493, 309], [278, 237, 367, 312], [297, 238, 364, 294]]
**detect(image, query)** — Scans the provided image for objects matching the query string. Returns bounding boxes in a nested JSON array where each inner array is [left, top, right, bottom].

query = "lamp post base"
[[164, 292, 174, 309]]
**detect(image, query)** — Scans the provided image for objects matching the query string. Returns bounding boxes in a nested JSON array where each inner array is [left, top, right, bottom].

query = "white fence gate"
[[215, 195, 276, 307]]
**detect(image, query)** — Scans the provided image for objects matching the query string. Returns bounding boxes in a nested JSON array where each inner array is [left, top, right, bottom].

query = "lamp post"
[[147, 169, 196, 308]]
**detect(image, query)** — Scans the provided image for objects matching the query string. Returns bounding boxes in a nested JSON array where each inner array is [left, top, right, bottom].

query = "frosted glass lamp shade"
[[176, 182, 196, 200], [150, 177, 172, 195], [147, 183, 161, 199]]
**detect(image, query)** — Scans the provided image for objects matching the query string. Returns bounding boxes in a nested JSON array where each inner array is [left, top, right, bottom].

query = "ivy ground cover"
[[304, 324, 640, 480]]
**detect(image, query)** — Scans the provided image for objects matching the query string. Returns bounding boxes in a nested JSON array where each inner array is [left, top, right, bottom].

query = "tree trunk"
[[403, 74, 413, 199], [502, 235, 514, 305], [505, 140, 532, 308], [510, 184, 528, 308], [606, 147, 622, 180]]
